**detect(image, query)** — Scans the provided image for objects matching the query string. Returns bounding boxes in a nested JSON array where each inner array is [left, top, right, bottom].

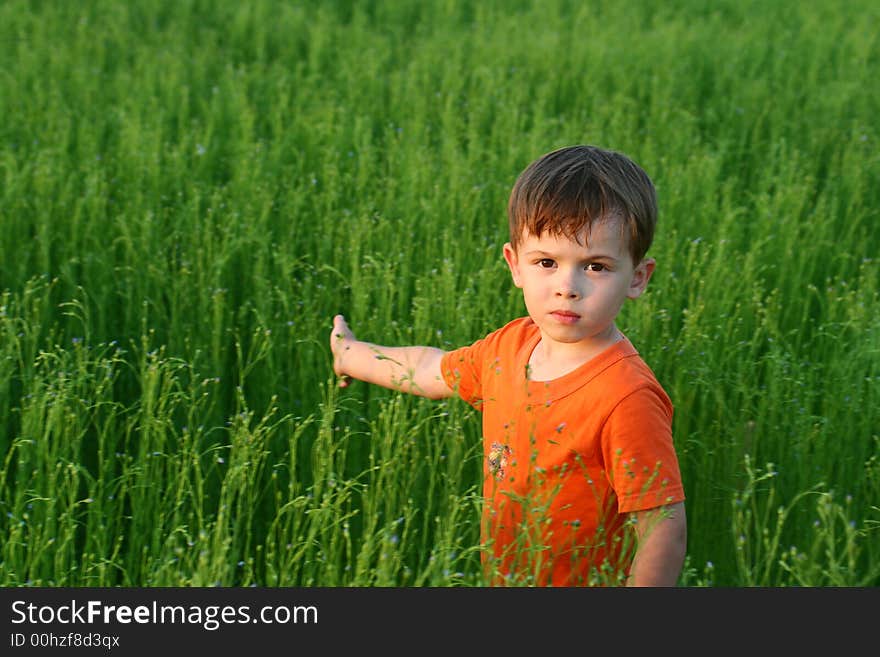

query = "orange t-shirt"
[[441, 317, 685, 586]]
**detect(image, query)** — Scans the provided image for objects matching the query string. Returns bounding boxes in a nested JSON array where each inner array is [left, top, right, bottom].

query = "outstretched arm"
[[626, 501, 687, 586], [330, 314, 454, 399]]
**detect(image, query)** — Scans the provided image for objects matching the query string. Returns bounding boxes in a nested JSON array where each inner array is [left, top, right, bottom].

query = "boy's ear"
[[502, 242, 523, 288], [627, 258, 655, 299]]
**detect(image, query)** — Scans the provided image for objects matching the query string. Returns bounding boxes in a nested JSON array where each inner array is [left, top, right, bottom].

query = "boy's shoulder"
[[467, 316, 539, 360], [483, 316, 538, 345], [444, 317, 536, 370], [594, 340, 673, 413]]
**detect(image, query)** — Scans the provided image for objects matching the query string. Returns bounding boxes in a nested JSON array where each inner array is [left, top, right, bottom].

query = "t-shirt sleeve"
[[440, 338, 487, 410], [601, 386, 685, 513]]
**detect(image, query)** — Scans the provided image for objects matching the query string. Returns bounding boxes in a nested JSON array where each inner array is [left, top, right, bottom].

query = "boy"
[[330, 145, 686, 586]]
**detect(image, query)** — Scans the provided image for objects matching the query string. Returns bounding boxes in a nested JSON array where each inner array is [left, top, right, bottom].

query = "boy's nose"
[[555, 274, 582, 299]]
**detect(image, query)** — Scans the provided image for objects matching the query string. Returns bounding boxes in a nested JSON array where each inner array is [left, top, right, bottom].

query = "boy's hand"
[[328, 314, 451, 399], [331, 314, 355, 388]]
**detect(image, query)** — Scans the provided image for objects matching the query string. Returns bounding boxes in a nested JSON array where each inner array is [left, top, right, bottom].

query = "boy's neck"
[[527, 326, 624, 382]]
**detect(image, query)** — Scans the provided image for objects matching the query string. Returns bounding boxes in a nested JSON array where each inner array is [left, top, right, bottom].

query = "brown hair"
[[507, 145, 658, 264]]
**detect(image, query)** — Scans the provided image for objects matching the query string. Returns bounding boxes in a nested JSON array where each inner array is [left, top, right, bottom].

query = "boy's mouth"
[[550, 310, 581, 324]]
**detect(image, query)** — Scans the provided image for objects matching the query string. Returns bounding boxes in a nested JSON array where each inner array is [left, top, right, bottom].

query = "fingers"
[[332, 314, 350, 340], [332, 314, 354, 388]]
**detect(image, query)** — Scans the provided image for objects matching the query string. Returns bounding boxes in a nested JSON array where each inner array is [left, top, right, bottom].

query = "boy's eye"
[[538, 259, 555, 268], [585, 263, 606, 272]]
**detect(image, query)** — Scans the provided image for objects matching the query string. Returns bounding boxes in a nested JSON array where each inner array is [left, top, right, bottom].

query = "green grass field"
[[1, 0, 878, 586]]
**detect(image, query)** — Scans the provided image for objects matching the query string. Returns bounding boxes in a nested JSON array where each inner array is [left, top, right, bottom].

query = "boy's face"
[[503, 219, 654, 352]]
